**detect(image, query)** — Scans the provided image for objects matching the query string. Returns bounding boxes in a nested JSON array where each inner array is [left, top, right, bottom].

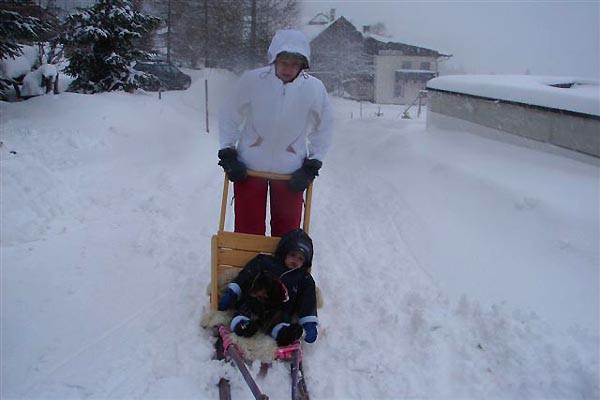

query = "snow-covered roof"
[[308, 12, 331, 25], [364, 32, 394, 43], [302, 14, 448, 57], [301, 21, 333, 41], [427, 75, 600, 117], [396, 69, 436, 74], [302, 16, 399, 44]]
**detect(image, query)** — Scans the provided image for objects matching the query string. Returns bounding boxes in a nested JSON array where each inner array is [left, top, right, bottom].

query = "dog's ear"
[[250, 271, 269, 292]]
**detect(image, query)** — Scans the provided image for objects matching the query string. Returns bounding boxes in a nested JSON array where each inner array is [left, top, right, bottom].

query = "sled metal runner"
[[211, 170, 313, 400], [290, 348, 310, 400], [220, 325, 269, 400], [215, 324, 309, 400]]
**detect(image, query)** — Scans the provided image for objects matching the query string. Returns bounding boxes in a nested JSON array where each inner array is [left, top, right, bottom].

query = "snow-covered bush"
[[0, 10, 47, 61], [20, 62, 61, 98], [1, 43, 72, 100], [60, 0, 161, 93]]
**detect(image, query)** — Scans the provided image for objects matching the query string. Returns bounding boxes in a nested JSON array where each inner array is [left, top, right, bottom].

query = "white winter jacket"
[[218, 30, 334, 174]]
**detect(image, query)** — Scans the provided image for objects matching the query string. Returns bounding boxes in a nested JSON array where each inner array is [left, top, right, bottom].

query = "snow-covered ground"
[[1, 69, 598, 399]]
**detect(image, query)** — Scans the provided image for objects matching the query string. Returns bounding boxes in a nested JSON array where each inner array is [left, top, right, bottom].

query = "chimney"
[[329, 8, 335, 22], [363, 25, 370, 34]]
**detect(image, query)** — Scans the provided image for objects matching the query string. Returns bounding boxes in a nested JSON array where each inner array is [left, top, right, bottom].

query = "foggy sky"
[[300, 0, 600, 78]]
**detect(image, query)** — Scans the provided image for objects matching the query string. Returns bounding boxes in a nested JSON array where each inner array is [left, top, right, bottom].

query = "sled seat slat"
[[211, 232, 281, 310], [219, 249, 264, 269], [217, 264, 242, 274], [216, 265, 243, 289], [217, 231, 280, 253]]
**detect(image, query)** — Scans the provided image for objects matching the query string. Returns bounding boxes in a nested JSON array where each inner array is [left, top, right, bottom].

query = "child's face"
[[284, 250, 305, 269]]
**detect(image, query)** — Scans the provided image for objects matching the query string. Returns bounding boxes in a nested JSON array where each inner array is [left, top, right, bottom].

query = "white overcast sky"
[[299, 0, 600, 78]]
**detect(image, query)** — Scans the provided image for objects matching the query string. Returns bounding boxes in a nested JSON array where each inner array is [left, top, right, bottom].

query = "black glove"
[[234, 319, 259, 337], [289, 158, 322, 192], [218, 148, 247, 182], [276, 323, 303, 346]]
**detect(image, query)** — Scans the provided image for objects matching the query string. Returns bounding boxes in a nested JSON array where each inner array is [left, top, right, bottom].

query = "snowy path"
[[1, 70, 598, 399]]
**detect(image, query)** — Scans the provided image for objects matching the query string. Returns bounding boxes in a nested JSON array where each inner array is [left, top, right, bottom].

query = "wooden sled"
[[209, 170, 313, 311], [208, 170, 314, 400]]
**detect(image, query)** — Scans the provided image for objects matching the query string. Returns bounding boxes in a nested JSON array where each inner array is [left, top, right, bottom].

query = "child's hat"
[[290, 239, 312, 261], [275, 228, 314, 268]]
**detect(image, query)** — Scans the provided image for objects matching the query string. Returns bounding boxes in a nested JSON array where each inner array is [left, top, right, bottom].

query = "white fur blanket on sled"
[[200, 269, 323, 362]]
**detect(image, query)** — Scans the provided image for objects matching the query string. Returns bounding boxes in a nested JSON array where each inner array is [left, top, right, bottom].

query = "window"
[[401, 61, 412, 70], [394, 82, 404, 97], [420, 62, 431, 71], [394, 71, 405, 97]]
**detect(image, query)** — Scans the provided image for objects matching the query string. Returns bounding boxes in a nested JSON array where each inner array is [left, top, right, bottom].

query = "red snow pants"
[[233, 176, 303, 237]]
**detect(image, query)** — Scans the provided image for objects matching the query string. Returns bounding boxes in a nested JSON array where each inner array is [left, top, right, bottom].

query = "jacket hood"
[[267, 30, 311, 65], [275, 228, 314, 269]]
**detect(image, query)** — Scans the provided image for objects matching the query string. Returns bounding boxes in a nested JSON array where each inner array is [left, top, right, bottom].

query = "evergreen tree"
[[0, 10, 47, 59], [60, 0, 161, 93], [0, 9, 48, 91], [369, 22, 388, 37]]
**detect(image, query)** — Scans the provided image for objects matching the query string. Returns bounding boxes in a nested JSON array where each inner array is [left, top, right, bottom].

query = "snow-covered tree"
[[0, 9, 48, 91], [369, 22, 388, 37], [60, 0, 161, 93], [0, 10, 47, 60], [143, 0, 299, 72], [165, 0, 244, 70]]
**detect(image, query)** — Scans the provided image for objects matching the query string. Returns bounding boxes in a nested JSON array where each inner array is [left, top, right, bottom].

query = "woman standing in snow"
[[218, 29, 334, 237]]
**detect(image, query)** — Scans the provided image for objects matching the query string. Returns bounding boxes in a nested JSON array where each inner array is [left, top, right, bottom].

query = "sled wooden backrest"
[[210, 170, 313, 310]]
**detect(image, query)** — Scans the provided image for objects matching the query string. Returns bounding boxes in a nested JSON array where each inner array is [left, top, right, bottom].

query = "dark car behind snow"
[[134, 62, 191, 91]]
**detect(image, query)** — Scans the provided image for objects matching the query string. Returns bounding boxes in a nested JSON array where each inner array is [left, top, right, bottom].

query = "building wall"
[[427, 89, 600, 158], [374, 54, 438, 105], [308, 17, 367, 96]]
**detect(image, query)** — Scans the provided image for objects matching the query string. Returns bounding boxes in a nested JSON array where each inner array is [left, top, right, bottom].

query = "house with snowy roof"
[[303, 10, 450, 105]]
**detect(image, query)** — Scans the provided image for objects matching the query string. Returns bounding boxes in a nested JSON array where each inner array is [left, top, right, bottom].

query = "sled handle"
[[218, 170, 313, 234]]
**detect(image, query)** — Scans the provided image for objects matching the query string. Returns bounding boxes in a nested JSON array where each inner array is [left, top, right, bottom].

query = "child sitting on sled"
[[218, 228, 319, 347]]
